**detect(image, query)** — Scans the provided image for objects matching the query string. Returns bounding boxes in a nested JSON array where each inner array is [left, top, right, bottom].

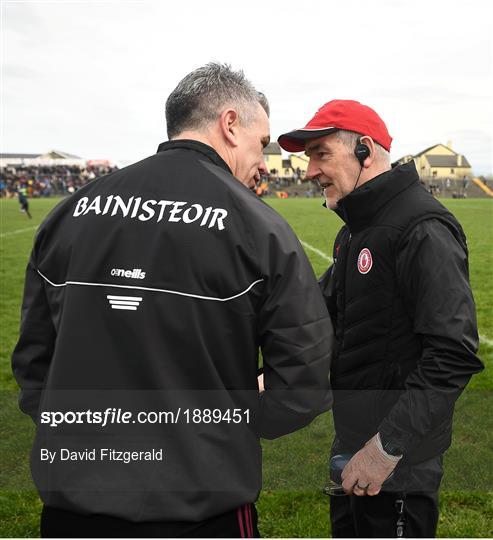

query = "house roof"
[[426, 155, 471, 168], [414, 144, 455, 157], [263, 142, 282, 155]]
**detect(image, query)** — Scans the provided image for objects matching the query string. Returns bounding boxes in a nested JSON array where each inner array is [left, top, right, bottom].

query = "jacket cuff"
[[378, 419, 417, 454], [19, 388, 43, 423]]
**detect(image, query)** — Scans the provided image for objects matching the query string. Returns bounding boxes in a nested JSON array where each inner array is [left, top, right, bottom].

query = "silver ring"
[[356, 483, 370, 490]]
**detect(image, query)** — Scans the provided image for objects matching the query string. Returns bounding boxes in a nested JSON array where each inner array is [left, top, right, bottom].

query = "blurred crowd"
[[0, 164, 119, 198], [1, 162, 491, 200], [255, 170, 319, 198], [0, 164, 320, 199]]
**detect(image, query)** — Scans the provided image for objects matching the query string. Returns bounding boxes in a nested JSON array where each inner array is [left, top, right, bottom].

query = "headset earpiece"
[[354, 138, 370, 166]]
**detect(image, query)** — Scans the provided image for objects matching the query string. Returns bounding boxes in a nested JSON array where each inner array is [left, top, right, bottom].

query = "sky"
[[2, 0, 492, 174]]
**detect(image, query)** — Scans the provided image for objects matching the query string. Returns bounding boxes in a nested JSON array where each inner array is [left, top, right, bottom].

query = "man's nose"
[[305, 159, 319, 181], [258, 158, 268, 176]]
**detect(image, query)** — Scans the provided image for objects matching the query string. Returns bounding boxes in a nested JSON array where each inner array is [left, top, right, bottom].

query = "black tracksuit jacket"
[[319, 162, 483, 475], [12, 140, 333, 522]]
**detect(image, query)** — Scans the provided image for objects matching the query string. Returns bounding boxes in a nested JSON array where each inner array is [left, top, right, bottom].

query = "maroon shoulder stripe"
[[247, 504, 254, 537], [244, 505, 252, 537], [237, 506, 246, 538]]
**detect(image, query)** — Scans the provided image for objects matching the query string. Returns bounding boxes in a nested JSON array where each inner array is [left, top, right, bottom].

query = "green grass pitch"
[[0, 196, 492, 537]]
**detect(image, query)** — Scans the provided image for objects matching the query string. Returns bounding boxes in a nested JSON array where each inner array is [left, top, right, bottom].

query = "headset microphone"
[[352, 137, 370, 191]]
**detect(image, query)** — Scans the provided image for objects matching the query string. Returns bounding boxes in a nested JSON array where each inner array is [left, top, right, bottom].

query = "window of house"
[[451, 168, 454, 174]]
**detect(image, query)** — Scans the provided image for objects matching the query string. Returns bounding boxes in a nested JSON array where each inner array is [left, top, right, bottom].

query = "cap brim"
[[277, 127, 339, 152]]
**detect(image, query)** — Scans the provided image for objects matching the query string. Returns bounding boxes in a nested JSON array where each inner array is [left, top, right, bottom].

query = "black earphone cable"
[[352, 165, 364, 192]]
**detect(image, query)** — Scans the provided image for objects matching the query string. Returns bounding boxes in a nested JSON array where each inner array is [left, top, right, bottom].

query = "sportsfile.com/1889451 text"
[[40, 408, 251, 428]]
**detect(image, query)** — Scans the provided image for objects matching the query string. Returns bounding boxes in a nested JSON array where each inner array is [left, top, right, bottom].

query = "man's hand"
[[341, 434, 399, 496]]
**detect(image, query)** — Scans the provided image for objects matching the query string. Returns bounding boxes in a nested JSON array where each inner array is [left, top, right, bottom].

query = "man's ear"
[[219, 108, 240, 147], [360, 136, 377, 168]]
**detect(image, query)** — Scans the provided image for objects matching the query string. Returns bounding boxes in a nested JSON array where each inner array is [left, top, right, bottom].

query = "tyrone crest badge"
[[357, 248, 373, 274]]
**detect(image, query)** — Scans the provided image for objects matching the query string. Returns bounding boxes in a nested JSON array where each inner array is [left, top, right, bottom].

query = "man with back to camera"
[[278, 99, 484, 537], [11, 63, 333, 538]]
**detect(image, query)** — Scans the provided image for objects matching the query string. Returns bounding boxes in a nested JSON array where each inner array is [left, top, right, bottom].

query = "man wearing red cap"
[[279, 100, 483, 537]]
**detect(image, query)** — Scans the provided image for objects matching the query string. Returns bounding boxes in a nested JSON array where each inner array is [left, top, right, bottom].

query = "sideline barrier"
[[473, 178, 493, 197]]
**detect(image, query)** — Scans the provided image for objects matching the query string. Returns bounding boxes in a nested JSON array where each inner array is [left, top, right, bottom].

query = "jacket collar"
[[335, 161, 419, 230], [157, 139, 233, 175]]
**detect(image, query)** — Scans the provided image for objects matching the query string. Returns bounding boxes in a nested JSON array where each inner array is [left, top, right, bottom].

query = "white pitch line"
[[0, 226, 37, 238], [299, 240, 333, 263]]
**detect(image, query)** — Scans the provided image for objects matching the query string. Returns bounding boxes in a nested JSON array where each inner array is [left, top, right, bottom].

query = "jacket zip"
[[340, 231, 352, 351], [333, 229, 351, 379]]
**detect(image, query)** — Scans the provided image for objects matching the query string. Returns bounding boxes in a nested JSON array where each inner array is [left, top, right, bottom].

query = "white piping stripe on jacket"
[[36, 269, 264, 303]]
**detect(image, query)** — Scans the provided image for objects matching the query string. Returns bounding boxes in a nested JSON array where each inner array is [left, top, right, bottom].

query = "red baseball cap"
[[277, 99, 392, 152]]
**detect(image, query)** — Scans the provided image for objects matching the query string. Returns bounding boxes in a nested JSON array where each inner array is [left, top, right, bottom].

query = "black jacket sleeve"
[[256, 222, 333, 439], [11, 252, 56, 421], [378, 219, 484, 452]]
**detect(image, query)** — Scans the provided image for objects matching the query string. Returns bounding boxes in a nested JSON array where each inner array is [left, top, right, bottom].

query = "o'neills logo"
[[73, 195, 228, 231], [357, 248, 373, 274], [111, 268, 146, 279]]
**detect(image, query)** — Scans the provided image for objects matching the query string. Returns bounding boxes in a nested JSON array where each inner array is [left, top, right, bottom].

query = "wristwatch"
[[379, 433, 404, 457]]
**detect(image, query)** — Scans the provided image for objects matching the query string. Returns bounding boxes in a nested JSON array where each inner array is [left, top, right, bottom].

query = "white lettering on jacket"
[[72, 195, 228, 231]]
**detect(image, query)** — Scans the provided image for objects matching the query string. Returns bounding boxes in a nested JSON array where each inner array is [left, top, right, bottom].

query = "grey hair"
[[165, 62, 269, 139], [336, 130, 390, 164]]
